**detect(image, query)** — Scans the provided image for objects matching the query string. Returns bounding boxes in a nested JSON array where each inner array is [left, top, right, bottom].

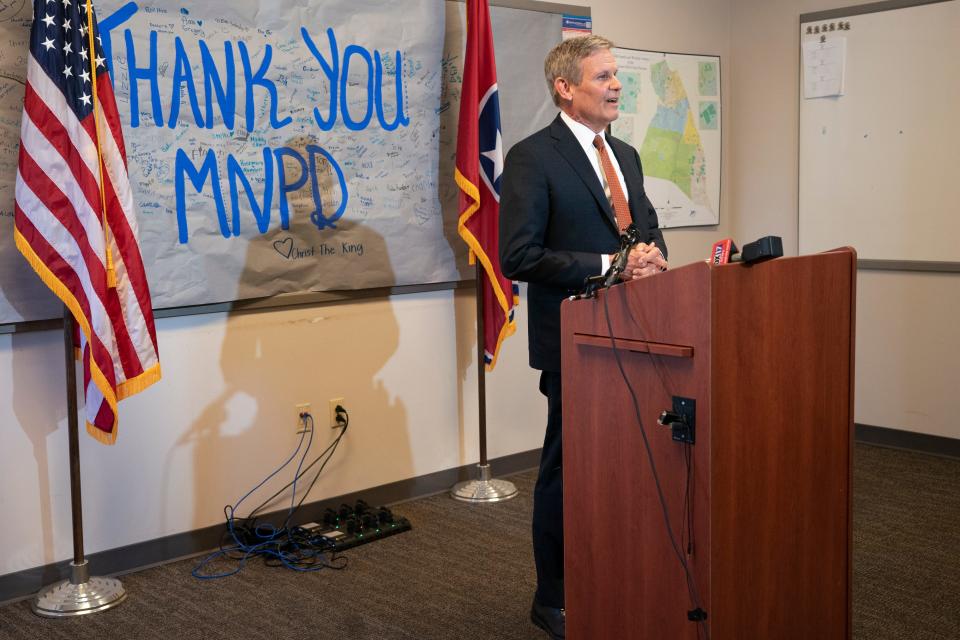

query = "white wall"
[[3, 0, 957, 584], [726, 0, 960, 439], [0, 289, 545, 577]]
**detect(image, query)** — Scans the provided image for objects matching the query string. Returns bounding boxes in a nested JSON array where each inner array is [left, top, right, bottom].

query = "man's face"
[[562, 48, 621, 133]]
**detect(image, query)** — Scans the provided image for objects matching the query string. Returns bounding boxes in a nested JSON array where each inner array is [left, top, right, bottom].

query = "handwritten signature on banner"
[[99, 2, 411, 243], [272, 237, 364, 260]]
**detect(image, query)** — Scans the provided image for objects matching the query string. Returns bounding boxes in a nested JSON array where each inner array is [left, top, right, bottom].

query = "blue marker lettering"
[[273, 146, 308, 230], [301, 27, 338, 131], [238, 42, 291, 131], [340, 45, 373, 131], [306, 144, 348, 229], [168, 36, 205, 128], [227, 148, 274, 234], [199, 40, 236, 131], [124, 29, 162, 128], [175, 148, 228, 243], [98, 1, 138, 78], [375, 50, 409, 131]]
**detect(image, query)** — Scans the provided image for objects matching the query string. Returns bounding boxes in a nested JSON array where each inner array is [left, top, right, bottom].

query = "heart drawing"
[[272, 237, 294, 259]]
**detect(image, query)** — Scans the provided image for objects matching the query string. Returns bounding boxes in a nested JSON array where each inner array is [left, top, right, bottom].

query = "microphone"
[[741, 236, 783, 264], [603, 224, 643, 288], [710, 238, 739, 265]]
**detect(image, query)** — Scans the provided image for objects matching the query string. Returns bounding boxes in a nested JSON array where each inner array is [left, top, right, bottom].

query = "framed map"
[[610, 47, 721, 228]]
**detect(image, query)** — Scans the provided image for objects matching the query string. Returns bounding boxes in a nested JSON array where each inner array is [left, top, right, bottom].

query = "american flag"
[[455, 0, 518, 370], [14, 0, 161, 444]]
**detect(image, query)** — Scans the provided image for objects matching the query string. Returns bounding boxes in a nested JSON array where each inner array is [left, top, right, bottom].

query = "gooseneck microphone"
[[603, 224, 643, 288]]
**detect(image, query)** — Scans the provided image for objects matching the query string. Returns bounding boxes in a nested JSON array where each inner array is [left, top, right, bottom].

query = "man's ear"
[[554, 77, 574, 102]]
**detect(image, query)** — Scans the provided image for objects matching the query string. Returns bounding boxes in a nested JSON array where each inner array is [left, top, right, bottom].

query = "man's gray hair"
[[543, 35, 615, 106]]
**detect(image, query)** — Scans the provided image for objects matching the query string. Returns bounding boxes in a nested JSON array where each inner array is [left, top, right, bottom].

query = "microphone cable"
[[600, 289, 711, 640]]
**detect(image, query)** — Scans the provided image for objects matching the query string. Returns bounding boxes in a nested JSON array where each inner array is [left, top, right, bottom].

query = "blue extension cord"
[[192, 412, 341, 579]]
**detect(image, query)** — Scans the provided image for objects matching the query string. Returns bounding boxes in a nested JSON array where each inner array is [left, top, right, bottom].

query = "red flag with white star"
[[455, 0, 518, 370]]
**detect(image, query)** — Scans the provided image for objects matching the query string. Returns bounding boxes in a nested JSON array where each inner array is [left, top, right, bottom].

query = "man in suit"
[[499, 35, 668, 639]]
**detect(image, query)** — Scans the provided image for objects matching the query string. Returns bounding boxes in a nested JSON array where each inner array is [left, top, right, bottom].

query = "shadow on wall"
[[452, 288, 478, 464], [2, 0, 63, 584], [169, 134, 410, 532], [10, 329, 68, 584]]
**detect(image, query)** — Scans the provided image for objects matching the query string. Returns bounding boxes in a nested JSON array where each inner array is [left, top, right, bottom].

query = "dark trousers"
[[533, 370, 564, 608]]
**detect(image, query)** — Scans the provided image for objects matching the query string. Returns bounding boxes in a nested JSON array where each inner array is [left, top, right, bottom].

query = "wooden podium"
[[560, 249, 856, 639]]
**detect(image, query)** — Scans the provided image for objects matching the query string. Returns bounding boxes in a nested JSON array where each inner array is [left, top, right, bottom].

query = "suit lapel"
[[550, 116, 618, 230]]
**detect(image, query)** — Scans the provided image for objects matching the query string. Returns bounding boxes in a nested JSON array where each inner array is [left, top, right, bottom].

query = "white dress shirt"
[[558, 111, 629, 272], [559, 111, 630, 208]]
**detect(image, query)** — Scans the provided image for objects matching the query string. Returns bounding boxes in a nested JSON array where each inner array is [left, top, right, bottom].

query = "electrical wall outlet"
[[329, 397, 345, 429], [295, 403, 311, 433]]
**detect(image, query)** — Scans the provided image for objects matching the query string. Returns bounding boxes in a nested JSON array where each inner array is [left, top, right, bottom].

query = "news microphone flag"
[[15, 0, 161, 444], [710, 238, 738, 265], [455, 0, 518, 370]]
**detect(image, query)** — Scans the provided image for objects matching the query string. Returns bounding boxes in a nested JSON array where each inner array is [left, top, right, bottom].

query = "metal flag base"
[[32, 560, 127, 618], [451, 463, 519, 503]]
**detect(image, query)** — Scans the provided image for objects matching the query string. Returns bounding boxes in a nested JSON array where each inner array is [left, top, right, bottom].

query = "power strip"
[[300, 516, 411, 551], [298, 501, 411, 551]]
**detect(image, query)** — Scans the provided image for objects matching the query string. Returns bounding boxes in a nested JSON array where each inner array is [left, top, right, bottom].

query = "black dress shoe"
[[530, 599, 565, 639]]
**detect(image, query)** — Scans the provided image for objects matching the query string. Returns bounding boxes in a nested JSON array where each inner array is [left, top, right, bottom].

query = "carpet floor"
[[0, 443, 957, 639]]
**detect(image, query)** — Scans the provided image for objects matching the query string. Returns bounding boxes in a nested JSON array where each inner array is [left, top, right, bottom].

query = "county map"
[[611, 49, 720, 227]]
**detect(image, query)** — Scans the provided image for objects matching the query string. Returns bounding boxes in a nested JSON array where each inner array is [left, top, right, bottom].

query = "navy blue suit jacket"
[[499, 114, 667, 372]]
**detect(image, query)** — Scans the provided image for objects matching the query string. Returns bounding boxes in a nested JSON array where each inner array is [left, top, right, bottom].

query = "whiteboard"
[[798, 0, 960, 263]]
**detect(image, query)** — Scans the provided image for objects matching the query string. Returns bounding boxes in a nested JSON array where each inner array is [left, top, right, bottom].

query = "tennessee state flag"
[[455, 0, 518, 370]]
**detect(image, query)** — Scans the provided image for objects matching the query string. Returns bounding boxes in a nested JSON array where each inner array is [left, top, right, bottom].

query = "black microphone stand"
[[578, 225, 643, 299]]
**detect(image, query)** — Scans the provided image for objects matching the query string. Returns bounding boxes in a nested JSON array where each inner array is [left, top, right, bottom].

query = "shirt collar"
[[559, 111, 608, 152]]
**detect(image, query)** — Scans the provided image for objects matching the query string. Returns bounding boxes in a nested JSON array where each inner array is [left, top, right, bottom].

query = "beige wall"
[[2, 0, 956, 583], [590, 0, 959, 439], [723, 0, 960, 439], [0, 290, 546, 577], [589, 0, 736, 268]]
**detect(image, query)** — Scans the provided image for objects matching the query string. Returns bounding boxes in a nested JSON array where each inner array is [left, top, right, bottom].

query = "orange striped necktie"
[[593, 135, 630, 231]]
